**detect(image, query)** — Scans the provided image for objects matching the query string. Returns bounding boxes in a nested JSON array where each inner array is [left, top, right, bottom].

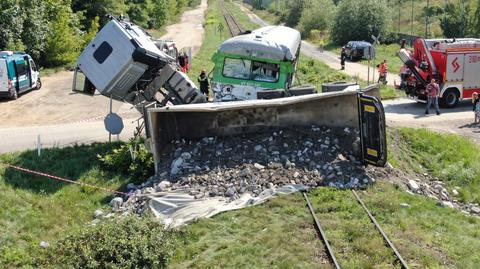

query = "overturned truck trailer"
[[146, 85, 387, 173]]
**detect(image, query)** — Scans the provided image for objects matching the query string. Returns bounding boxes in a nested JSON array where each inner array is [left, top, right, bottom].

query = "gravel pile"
[[125, 125, 375, 202]]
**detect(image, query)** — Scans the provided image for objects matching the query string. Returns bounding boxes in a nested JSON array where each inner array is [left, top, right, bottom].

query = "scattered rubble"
[[149, 126, 373, 200], [110, 197, 123, 211], [94, 209, 104, 219], [99, 125, 480, 219]]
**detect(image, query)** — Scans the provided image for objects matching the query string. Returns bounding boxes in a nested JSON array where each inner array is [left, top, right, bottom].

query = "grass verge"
[[388, 128, 480, 204], [0, 143, 133, 267]]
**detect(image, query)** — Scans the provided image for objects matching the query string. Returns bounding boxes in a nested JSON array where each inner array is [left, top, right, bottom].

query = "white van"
[[0, 51, 41, 100]]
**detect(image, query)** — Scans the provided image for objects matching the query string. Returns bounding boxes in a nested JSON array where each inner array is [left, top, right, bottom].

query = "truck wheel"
[[35, 78, 42, 90], [441, 89, 459, 108], [10, 89, 18, 100]]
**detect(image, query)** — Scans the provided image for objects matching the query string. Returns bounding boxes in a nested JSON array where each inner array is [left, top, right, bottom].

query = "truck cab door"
[[357, 93, 387, 167], [72, 67, 96, 95]]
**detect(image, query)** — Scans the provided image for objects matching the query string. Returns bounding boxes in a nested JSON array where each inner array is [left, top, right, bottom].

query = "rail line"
[[303, 190, 410, 269], [220, 0, 245, 37]]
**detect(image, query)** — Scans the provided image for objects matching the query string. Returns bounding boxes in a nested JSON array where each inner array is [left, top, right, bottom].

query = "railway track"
[[220, 0, 245, 36], [303, 190, 410, 269]]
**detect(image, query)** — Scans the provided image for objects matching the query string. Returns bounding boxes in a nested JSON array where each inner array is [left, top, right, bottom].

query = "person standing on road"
[[340, 47, 346, 70], [472, 92, 480, 124], [377, 59, 388, 84], [198, 70, 210, 99], [425, 78, 441, 115]]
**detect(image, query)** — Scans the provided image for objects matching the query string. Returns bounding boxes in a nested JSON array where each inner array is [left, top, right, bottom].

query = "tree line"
[[0, 0, 200, 68], [248, 0, 480, 45]]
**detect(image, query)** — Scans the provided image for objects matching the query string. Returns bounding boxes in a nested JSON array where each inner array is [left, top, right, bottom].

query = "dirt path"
[[0, 1, 208, 152], [238, 4, 480, 144], [162, 0, 207, 56]]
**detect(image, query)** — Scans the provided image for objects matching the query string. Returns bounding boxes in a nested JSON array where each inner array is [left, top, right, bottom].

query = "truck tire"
[[441, 89, 459, 108], [35, 78, 42, 90]]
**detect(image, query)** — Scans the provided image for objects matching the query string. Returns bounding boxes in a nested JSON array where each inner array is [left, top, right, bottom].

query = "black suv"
[[344, 41, 372, 61]]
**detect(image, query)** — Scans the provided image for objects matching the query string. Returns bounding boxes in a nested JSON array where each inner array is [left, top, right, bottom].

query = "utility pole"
[[398, 0, 401, 33], [425, 0, 429, 37], [411, 0, 414, 37], [461, 0, 465, 37]]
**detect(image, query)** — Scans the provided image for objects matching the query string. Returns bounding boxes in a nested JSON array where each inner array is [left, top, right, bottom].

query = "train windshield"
[[222, 57, 279, 82]]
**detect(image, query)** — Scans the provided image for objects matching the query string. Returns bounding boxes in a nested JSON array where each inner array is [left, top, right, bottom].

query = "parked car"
[[344, 41, 373, 61], [0, 51, 41, 100]]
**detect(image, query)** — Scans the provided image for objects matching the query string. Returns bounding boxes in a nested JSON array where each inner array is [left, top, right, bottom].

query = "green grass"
[[388, 128, 480, 204], [169, 182, 480, 269], [0, 143, 133, 268], [170, 193, 326, 269]]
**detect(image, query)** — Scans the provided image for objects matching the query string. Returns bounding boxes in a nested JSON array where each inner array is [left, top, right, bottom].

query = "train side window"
[[222, 58, 251, 79], [252, 61, 279, 82]]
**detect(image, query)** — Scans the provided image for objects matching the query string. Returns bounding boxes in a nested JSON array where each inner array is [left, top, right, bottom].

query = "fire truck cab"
[[398, 38, 480, 108]]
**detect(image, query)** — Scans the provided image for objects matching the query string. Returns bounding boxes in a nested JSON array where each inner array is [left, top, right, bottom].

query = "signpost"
[[371, 35, 380, 84], [105, 95, 124, 142]]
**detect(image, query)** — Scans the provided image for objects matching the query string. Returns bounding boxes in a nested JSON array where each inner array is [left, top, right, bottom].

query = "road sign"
[[104, 113, 124, 135]]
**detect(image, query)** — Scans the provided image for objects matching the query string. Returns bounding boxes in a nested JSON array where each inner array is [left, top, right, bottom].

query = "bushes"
[[0, 0, 199, 68], [297, 0, 335, 39], [98, 139, 154, 178], [331, 0, 391, 45], [42, 215, 181, 269]]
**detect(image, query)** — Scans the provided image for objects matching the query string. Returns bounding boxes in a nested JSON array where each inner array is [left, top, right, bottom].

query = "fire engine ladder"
[[398, 49, 427, 85], [419, 39, 438, 77]]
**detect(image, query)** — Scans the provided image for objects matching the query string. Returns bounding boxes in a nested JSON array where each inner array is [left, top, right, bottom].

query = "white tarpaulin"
[[146, 184, 308, 227]]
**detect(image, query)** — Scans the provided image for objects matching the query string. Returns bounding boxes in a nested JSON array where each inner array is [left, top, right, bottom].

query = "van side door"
[[29, 59, 38, 87], [0, 59, 9, 93], [14, 59, 30, 91]]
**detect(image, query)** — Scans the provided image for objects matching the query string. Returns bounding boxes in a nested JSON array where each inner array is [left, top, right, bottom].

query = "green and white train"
[[211, 26, 310, 101]]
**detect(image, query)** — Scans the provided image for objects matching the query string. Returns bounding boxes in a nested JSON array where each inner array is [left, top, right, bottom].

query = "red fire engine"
[[398, 38, 480, 107]]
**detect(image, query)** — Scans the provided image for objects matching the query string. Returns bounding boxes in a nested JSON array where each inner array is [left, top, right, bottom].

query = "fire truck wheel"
[[441, 89, 459, 108]]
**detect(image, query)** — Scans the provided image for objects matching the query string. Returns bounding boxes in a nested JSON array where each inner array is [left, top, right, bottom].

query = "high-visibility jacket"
[[378, 63, 388, 75]]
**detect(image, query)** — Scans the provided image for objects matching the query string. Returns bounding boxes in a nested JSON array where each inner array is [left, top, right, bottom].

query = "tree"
[[127, 0, 152, 28], [331, 0, 391, 45], [21, 0, 49, 61], [150, 0, 169, 28], [298, 0, 335, 38], [440, 3, 470, 38], [282, 0, 304, 27], [44, 0, 83, 66], [83, 16, 100, 46], [468, 0, 480, 37], [0, 0, 24, 51], [72, 0, 127, 29]]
